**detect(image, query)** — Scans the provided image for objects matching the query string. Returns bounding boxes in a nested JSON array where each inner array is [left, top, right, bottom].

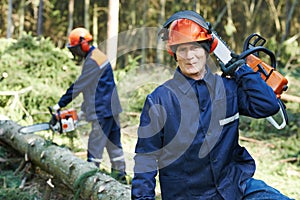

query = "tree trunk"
[[225, 0, 236, 50], [84, 0, 90, 29], [156, 0, 165, 64], [107, 0, 119, 69], [67, 0, 74, 37], [18, 0, 25, 38], [37, 0, 43, 37], [266, 0, 281, 32], [92, 2, 99, 46], [141, 0, 148, 65], [6, 0, 13, 38], [0, 120, 130, 200]]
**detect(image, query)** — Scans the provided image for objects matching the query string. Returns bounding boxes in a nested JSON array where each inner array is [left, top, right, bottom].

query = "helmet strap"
[[173, 54, 178, 62]]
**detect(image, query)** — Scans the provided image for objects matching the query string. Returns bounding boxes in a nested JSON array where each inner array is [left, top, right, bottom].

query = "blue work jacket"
[[131, 65, 280, 200], [58, 47, 122, 121]]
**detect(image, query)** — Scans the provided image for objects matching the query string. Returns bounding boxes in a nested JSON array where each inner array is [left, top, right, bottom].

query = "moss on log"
[[0, 120, 131, 200]]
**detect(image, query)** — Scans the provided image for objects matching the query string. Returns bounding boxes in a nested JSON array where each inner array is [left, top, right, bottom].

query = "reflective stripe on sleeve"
[[219, 112, 239, 126]]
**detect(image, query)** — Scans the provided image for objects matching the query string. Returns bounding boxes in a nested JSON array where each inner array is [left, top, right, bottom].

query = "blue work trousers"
[[244, 178, 294, 200], [87, 116, 126, 172]]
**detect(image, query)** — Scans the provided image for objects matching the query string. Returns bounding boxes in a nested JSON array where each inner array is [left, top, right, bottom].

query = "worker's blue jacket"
[[131, 65, 280, 200], [58, 47, 122, 121]]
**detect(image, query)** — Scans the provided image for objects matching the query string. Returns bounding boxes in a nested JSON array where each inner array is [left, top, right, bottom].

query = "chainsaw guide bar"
[[19, 123, 50, 134]]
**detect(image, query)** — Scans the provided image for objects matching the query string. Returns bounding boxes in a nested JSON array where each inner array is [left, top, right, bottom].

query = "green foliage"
[[240, 101, 300, 167], [0, 170, 38, 200], [0, 35, 79, 125], [115, 55, 157, 112], [128, 83, 158, 112]]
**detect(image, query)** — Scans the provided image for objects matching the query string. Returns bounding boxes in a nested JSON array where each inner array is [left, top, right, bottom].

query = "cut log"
[[0, 120, 131, 200]]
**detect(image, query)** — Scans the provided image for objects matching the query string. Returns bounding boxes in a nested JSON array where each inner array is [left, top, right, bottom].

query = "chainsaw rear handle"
[[48, 106, 63, 133]]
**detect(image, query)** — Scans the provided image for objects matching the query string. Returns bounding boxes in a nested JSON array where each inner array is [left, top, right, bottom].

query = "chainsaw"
[[212, 31, 289, 129], [19, 107, 79, 134]]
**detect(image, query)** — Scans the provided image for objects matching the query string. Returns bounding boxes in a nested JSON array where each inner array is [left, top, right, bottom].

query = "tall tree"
[[281, 0, 298, 43], [37, 0, 44, 37], [241, 0, 263, 35], [92, 1, 99, 45], [6, 0, 13, 38], [141, 0, 148, 64], [156, 0, 166, 63], [32, 0, 39, 35], [67, 0, 74, 37], [84, 0, 90, 29], [225, 0, 236, 49], [107, 0, 119, 69], [266, 0, 282, 33], [18, 0, 25, 38]]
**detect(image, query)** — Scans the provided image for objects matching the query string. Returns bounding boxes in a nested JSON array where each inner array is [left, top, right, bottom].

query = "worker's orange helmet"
[[159, 10, 218, 56], [168, 19, 213, 46], [68, 27, 93, 52]]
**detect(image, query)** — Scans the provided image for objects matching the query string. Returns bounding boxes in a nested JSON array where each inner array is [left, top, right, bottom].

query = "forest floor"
[[0, 140, 75, 200], [1, 123, 299, 200]]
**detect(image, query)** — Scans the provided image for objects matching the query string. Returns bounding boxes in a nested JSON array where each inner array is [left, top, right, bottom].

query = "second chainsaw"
[[19, 107, 79, 134]]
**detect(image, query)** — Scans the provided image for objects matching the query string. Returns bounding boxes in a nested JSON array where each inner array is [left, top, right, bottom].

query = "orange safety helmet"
[[159, 10, 218, 56], [68, 27, 93, 52]]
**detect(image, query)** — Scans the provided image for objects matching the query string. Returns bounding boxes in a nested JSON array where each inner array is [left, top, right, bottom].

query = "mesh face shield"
[[67, 44, 87, 63]]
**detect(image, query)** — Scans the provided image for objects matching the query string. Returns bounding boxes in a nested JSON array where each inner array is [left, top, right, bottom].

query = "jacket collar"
[[174, 66, 216, 94], [86, 46, 96, 58]]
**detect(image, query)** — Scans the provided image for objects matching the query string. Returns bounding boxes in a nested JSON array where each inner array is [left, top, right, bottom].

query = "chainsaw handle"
[[48, 106, 53, 114], [243, 33, 266, 51], [238, 46, 276, 69], [48, 106, 57, 125], [48, 106, 63, 133]]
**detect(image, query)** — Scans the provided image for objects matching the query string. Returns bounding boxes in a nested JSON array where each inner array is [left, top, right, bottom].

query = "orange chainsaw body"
[[55, 108, 78, 132], [246, 54, 288, 98]]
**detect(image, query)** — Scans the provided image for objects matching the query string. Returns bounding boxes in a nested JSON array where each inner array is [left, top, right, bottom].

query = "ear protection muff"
[[209, 36, 218, 53], [167, 44, 178, 60], [159, 28, 176, 56], [80, 36, 90, 52], [205, 22, 218, 53]]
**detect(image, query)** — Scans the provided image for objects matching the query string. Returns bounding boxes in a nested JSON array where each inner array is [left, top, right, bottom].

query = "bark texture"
[[0, 120, 131, 200]]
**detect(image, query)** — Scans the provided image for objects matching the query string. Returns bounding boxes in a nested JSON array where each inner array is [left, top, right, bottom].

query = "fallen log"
[[0, 120, 131, 200], [281, 93, 300, 104]]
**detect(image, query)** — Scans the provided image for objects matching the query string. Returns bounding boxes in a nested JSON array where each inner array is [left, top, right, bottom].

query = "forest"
[[1, 0, 300, 69], [0, 0, 300, 199]]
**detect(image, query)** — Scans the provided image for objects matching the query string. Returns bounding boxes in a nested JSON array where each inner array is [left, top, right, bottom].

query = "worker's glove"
[[220, 53, 245, 76], [53, 104, 60, 112]]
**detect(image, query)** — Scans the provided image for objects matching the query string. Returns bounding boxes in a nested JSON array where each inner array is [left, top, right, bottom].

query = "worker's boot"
[[111, 168, 127, 184]]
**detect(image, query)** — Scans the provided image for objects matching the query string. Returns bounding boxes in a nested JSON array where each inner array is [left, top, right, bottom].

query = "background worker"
[[53, 27, 127, 183], [131, 10, 293, 199]]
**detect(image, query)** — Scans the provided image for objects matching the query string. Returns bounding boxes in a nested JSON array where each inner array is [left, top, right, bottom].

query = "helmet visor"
[[67, 44, 86, 63], [68, 44, 86, 57]]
